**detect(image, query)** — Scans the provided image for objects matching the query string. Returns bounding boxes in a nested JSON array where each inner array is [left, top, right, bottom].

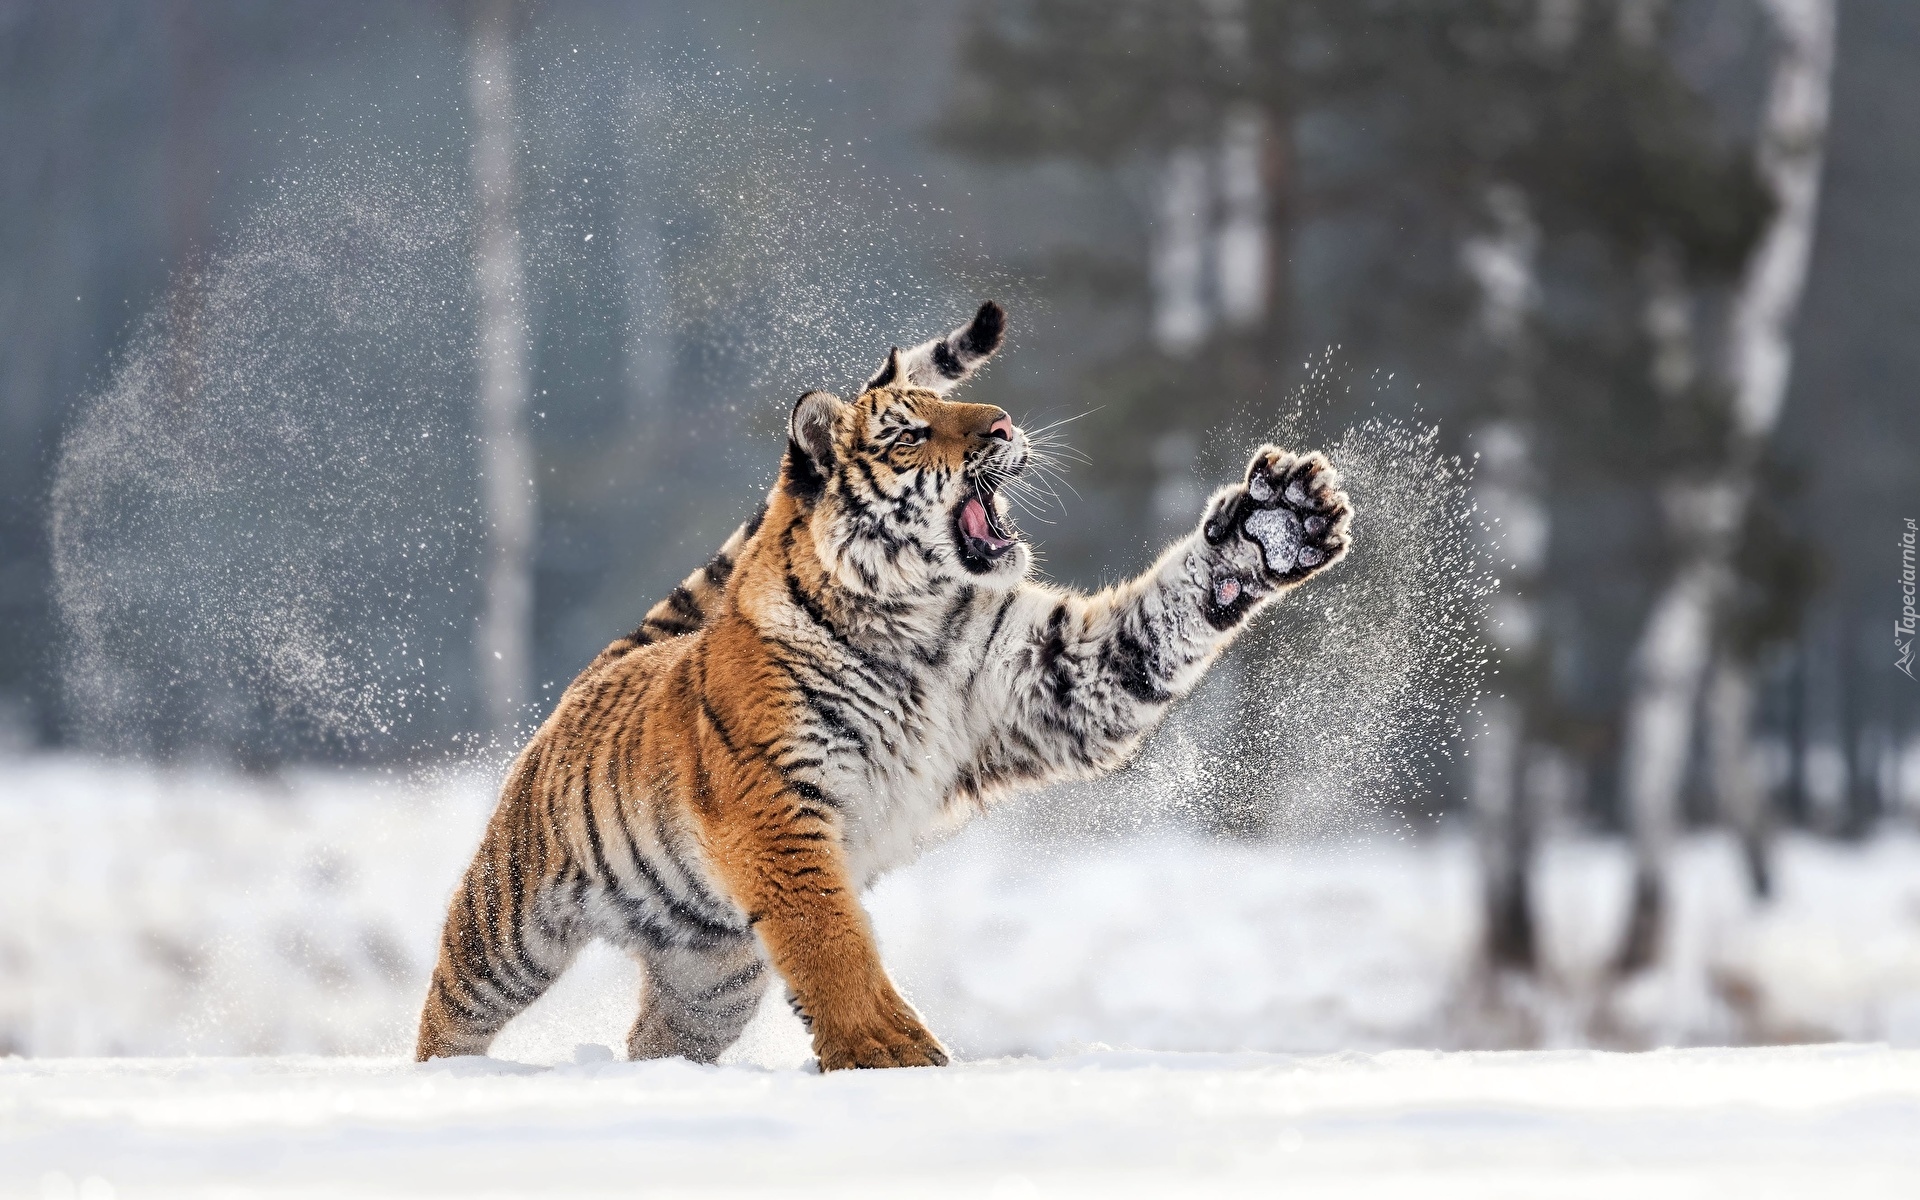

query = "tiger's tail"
[[863, 300, 1005, 395], [619, 499, 768, 649]]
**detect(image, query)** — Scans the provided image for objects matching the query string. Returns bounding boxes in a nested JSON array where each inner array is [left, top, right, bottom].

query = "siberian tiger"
[[415, 302, 1353, 1070]]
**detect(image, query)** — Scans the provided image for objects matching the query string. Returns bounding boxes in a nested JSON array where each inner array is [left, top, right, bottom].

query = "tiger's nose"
[[985, 413, 1014, 441]]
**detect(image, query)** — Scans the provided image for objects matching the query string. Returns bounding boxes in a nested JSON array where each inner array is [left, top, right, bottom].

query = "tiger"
[[415, 301, 1353, 1070]]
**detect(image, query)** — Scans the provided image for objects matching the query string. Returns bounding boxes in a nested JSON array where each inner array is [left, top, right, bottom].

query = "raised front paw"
[[1205, 445, 1352, 585], [812, 996, 950, 1071]]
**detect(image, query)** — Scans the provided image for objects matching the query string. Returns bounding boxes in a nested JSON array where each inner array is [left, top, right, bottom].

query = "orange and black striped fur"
[[416, 302, 1353, 1069]]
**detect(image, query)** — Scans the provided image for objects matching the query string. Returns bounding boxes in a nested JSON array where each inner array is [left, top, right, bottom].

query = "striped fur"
[[621, 502, 766, 648], [416, 305, 1352, 1070]]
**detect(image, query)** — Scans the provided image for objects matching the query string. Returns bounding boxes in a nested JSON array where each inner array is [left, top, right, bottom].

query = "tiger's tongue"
[[960, 495, 1010, 548]]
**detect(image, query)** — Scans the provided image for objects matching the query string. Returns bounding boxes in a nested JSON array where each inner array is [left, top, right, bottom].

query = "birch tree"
[[1462, 184, 1545, 974], [1148, 107, 1277, 356], [1148, 1, 1279, 356], [1612, 0, 1837, 972], [467, 0, 535, 749]]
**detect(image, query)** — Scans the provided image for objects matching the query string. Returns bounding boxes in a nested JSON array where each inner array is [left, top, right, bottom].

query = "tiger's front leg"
[[700, 780, 948, 1071]]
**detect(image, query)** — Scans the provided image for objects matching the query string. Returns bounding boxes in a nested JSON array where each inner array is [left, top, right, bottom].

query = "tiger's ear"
[[784, 390, 845, 502]]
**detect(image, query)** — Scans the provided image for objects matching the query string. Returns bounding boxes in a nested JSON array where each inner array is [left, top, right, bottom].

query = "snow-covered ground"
[[7, 756, 1920, 1195], [8, 1045, 1920, 1198], [5, 754, 1920, 1061]]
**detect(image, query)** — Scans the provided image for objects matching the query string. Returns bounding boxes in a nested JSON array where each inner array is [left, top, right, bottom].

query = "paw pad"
[[1244, 506, 1304, 574]]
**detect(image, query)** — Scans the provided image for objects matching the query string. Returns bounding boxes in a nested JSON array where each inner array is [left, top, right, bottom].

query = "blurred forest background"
[[3, 0, 1919, 1056]]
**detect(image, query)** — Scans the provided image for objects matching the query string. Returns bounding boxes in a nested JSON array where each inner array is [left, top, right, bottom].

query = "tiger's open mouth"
[[953, 478, 1018, 569]]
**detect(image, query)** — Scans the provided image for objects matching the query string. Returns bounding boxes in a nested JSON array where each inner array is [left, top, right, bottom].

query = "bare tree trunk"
[[162, 0, 221, 415], [619, 79, 672, 439], [1707, 655, 1773, 898], [1215, 107, 1268, 333], [1259, 105, 1293, 349], [1727, 0, 1839, 443], [468, 0, 535, 749], [1462, 184, 1544, 975], [118, 0, 232, 760], [1150, 146, 1213, 356], [1614, 543, 1721, 972], [1472, 696, 1537, 969], [1611, 0, 1836, 973]]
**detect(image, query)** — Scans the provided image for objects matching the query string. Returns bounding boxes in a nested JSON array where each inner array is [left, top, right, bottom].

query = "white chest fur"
[[826, 677, 987, 888]]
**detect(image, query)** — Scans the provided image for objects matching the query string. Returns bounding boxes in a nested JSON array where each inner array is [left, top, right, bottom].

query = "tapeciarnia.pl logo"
[[1900, 517, 1917, 680]]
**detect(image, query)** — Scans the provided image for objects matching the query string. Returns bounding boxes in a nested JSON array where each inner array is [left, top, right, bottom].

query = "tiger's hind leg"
[[626, 936, 771, 1064], [415, 807, 588, 1061]]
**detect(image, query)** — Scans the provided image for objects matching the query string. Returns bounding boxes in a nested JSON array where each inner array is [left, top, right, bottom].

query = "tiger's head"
[[780, 302, 1033, 593]]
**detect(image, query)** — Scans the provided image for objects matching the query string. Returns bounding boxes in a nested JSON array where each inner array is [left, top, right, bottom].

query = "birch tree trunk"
[[1462, 184, 1545, 974], [1707, 656, 1773, 898], [468, 0, 535, 749], [1150, 114, 1284, 349], [1150, 146, 1213, 356], [1612, 0, 1836, 973], [619, 78, 672, 439], [1214, 107, 1270, 333]]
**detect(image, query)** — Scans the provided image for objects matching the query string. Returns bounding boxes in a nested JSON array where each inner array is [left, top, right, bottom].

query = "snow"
[[7, 1045, 1920, 1197], [7, 755, 1920, 1061], [8, 755, 1920, 1192]]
